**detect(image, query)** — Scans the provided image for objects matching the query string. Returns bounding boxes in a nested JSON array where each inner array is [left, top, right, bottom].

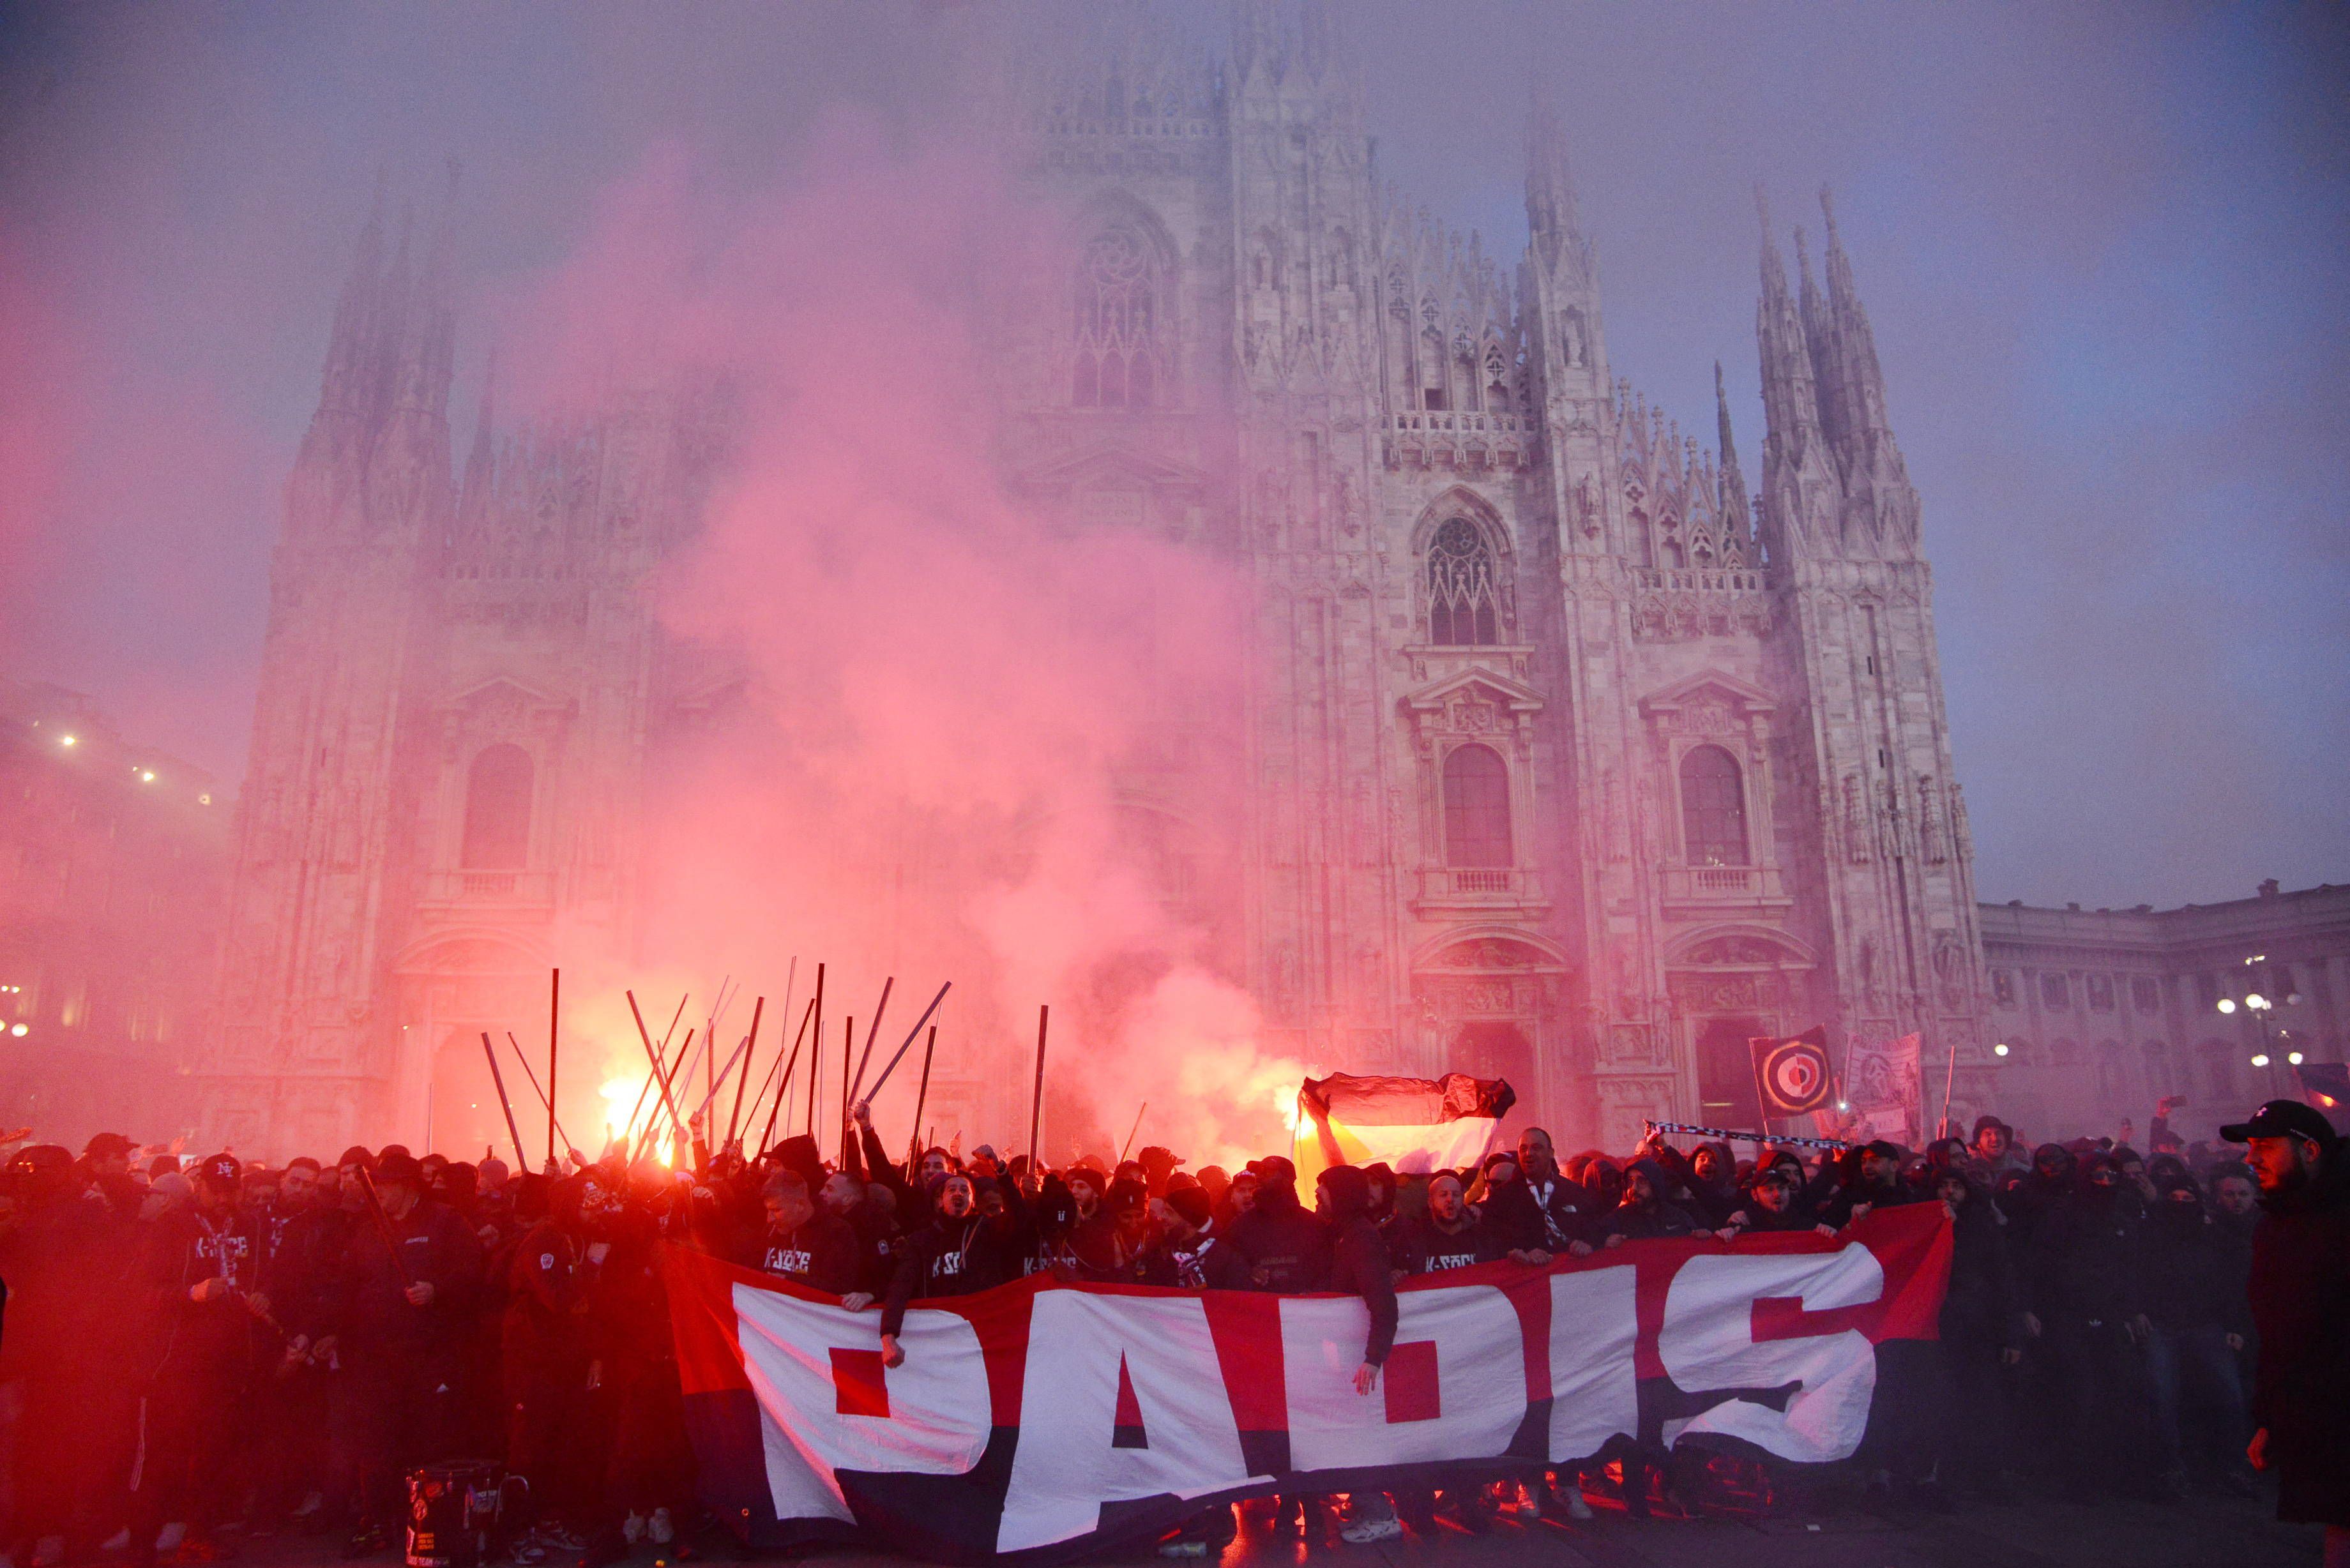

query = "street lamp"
[[2219, 963, 2305, 1071]]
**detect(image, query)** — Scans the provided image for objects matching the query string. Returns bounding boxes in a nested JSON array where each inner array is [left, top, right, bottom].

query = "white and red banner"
[[662, 1205, 1950, 1564], [1291, 1071, 1516, 1187]]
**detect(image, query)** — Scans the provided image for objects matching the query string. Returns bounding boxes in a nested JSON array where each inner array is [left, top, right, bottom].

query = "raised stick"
[[1119, 1100, 1149, 1164], [503, 1032, 578, 1156], [626, 990, 694, 1141], [855, 981, 953, 1103], [847, 977, 894, 1104], [757, 995, 817, 1154], [621, 993, 690, 1139], [1027, 1005, 1049, 1172], [725, 993, 766, 1149], [907, 1025, 937, 1168], [480, 1032, 527, 1172], [546, 969, 561, 1169], [805, 963, 825, 1139], [838, 1016, 853, 1165]]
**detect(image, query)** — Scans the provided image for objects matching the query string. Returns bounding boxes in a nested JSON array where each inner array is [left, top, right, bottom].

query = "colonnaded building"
[[195, 6, 1996, 1158]]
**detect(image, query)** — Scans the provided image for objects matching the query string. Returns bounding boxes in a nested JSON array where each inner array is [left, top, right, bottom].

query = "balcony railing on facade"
[[1658, 862, 1791, 912], [1414, 864, 1549, 912], [418, 870, 557, 910], [1632, 567, 1766, 594]]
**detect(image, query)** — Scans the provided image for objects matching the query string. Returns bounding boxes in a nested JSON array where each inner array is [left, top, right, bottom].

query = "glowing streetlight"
[[2245, 993, 2270, 1011], [8, 1023, 26, 1037], [1992, 1042, 2011, 1057], [2216, 998, 2237, 1014], [2252, 1053, 2270, 1069], [2288, 1052, 2305, 1066]]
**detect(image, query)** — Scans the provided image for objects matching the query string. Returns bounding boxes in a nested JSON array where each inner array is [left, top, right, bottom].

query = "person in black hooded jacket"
[[1227, 1157, 1330, 1292], [1928, 1165, 2025, 1497], [1315, 1165, 1404, 1544], [1602, 1158, 1697, 1245], [2029, 1149, 2157, 1498]]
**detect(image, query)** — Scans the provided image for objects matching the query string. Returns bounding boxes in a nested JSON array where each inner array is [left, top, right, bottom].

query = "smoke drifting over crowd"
[[496, 116, 1289, 1164]]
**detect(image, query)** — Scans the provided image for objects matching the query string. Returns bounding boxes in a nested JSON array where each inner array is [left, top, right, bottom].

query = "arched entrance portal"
[[1666, 928, 1818, 1137], [1411, 933, 1572, 1135], [1450, 1019, 1536, 1142], [391, 933, 547, 1156]]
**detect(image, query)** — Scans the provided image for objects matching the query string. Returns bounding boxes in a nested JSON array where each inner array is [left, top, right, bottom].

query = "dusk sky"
[[1, 0, 2342, 911]]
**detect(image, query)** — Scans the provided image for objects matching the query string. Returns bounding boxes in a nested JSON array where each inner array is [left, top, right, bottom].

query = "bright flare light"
[[59, 734, 76, 748], [8, 1024, 26, 1037]]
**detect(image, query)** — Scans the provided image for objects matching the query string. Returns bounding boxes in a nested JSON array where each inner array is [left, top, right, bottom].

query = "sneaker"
[[1338, 1516, 1402, 1544], [647, 1508, 674, 1546], [531, 1524, 588, 1552], [1558, 1485, 1595, 1522], [102, 1531, 133, 1553], [293, 1493, 325, 1521], [1155, 1544, 1208, 1560], [155, 1526, 187, 1555], [339, 1525, 389, 1560], [1516, 1481, 1542, 1521], [622, 1513, 646, 1546]]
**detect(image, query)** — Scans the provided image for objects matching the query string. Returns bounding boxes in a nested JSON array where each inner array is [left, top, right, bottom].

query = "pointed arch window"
[[1678, 745, 1749, 866], [1072, 223, 1166, 411], [1442, 744, 1512, 868], [1427, 518, 1504, 645], [461, 744, 533, 870]]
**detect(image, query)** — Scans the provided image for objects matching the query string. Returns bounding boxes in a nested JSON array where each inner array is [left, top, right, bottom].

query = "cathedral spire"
[[1524, 91, 1584, 273], [1715, 359, 1752, 541], [313, 174, 386, 431], [1231, 0, 1282, 86], [457, 347, 497, 530], [1754, 187, 1837, 561], [1819, 186, 1891, 439]]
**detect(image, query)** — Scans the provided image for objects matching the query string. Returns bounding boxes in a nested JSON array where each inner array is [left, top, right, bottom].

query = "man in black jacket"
[[1393, 1171, 1505, 1276], [2224, 1099, 2350, 1557], [330, 1149, 486, 1554], [1483, 1129, 1598, 1263], [746, 1170, 858, 1295], [879, 1173, 1016, 1368], [128, 1152, 267, 1568]]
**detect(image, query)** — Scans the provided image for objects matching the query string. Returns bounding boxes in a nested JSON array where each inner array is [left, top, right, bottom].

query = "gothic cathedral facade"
[[197, 10, 1992, 1157]]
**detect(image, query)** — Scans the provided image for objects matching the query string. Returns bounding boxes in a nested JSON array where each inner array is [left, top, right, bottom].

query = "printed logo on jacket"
[[661, 1205, 1950, 1565]]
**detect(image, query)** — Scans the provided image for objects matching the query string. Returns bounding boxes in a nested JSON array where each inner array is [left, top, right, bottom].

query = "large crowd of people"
[[0, 1089, 2340, 1565]]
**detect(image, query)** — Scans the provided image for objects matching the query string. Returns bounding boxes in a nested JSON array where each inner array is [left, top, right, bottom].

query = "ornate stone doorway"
[[1692, 1016, 1767, 1129], [1411, 933, 1572, 1127]]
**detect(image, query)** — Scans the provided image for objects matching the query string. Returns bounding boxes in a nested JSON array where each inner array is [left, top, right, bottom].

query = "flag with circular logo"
[[1750, 1027, 1834, 1115]]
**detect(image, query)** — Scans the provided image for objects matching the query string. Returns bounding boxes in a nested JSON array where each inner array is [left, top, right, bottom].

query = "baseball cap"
[[193, 1152, 242, 1186], [2220, 1099, 2338, 1146], [83, 1132, 135, 1161]]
